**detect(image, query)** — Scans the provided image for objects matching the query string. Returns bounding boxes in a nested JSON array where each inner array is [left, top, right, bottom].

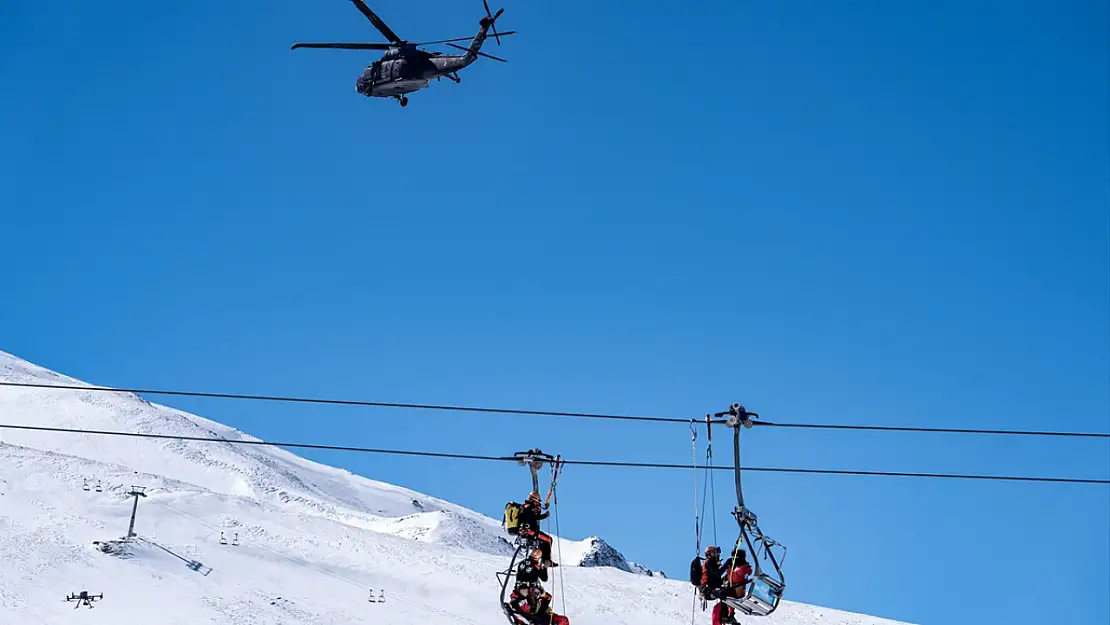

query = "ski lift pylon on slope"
[[497, 448, 561, 625], [715, 403, 787, 617]]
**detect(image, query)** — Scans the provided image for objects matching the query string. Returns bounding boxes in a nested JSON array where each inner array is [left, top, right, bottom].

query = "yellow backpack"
[[503, 501, 522, 535]]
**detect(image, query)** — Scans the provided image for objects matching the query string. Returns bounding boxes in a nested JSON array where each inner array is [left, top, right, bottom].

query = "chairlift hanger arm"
[[514, 448, 556, 494]]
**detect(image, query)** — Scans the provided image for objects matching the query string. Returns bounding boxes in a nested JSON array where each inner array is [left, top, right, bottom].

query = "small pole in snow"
[[125, 486, 147, 539]]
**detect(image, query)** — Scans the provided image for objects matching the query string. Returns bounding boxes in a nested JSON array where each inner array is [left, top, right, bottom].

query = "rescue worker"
[[699, 545, 725, 600], [517, 491, 555, 566], [516, 547, 549, 586], [712, 601, 734, 625]]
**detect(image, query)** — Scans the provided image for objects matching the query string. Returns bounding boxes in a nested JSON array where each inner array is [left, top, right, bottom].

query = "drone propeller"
[[483, 0, 504, 45], [445, 42, 506, 62]]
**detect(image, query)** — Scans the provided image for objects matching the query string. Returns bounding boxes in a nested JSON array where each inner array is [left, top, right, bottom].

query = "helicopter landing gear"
[[396, 95, 409, 107]]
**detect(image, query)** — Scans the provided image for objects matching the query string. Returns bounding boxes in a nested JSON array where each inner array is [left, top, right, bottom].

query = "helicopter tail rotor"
[[482, 0, 504, 45]]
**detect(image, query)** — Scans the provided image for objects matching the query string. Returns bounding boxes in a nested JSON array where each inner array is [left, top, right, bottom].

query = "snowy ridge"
[[559, 536, 661, 576], [0, 349, 916, 625], [0, 350, 648, 572]]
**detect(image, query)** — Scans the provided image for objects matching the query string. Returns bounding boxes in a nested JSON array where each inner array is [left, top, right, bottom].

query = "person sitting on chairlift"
[[508, 584, 537, 625], [725, 549, 753, 597], [518, 491, 556, 567], [508, 584, 570, 625], [712, 549, 754, 625]]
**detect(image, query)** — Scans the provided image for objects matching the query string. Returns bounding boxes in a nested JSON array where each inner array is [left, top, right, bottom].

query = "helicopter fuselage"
[[356, 50, 473, 98]]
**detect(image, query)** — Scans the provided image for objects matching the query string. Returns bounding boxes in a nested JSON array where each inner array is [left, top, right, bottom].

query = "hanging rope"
[[708, 445, 718, 548], [551, 463, 567, 618], [698, 453, 712, 546], [690, 425, 704, 625], [705, 414, 718, 548], [691, 424, 701, 555]]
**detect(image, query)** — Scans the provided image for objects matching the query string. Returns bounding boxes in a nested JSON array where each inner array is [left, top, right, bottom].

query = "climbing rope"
[[691, 424, 701, 555], [553, 484, 567, 618], [709, 449, 718, 547], [690, 424, 701, 625]]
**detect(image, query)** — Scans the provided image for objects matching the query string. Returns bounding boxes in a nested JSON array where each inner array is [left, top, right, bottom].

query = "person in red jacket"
[[711, 601, 733, 625], [507, 584, 570, 625], [712, 550, 754, 625]]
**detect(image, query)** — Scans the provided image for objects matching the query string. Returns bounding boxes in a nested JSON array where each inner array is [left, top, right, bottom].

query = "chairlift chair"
[[713, 403, 788, 617], [722, 507, 786, 617]]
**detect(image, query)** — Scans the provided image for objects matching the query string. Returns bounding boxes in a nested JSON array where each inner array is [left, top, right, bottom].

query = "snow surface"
[[0, 349, 915, 624]]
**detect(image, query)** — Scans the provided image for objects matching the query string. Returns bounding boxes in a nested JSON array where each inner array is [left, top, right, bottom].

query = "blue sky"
[[2, 0, 1108, 623]]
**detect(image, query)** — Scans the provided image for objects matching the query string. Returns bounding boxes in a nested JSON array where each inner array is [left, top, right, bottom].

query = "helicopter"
[[292, 0, 516, 107]]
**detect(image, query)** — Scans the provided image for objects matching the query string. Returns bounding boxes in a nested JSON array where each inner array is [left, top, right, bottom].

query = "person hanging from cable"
[[517, 490, 556, 567], [699, 545, 727, 602], [516, 547, 549, 587]]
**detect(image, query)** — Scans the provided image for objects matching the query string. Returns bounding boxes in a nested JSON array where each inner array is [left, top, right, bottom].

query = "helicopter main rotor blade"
[[347, 0, 402, 44], [291, 42, 394, 50], [411, 30, 516, 46], [445, 42, 506, 62]]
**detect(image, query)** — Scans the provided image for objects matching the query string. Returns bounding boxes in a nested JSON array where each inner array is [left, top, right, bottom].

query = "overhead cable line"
[[0, 381, 685, 423], [752, 420, 1110, 439], [2, 381, 1108, 440], [0, 422, 1106, 486]]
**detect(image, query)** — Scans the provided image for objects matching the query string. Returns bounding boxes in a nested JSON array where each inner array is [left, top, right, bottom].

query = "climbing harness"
[[497, 448, 561, 625], [717, 403, 787, 617]]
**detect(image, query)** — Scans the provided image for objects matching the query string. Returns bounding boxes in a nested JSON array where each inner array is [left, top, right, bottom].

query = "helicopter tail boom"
[[460, 1, 504, 64]]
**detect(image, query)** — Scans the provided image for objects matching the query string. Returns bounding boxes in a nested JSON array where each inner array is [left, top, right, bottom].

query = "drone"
[[292, 0, 515, 107], [65, 591, 103, 609]]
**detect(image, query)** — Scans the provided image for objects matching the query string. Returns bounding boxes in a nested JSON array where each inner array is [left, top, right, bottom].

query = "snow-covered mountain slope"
[[0, 350, 916, 625]]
